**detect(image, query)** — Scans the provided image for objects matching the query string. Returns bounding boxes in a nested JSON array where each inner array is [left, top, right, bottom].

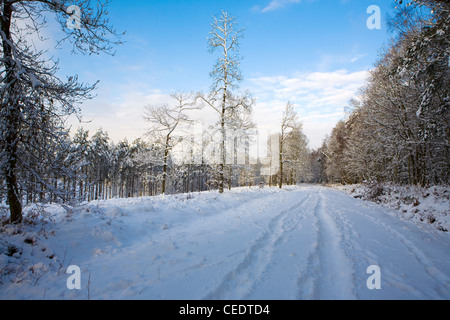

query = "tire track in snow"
[[298, 189, 356, 300], [203, 193, 312, 300], [244, 193, 319, 300], [351, 207, 450, 298], [323, 197, 427, 299], [323, 189, 450, 299], [293, 192, 321, 299]]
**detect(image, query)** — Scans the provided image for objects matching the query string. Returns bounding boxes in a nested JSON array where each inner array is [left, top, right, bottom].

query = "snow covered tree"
[[69, 127, 91, 201], [143, 92, 199, 195], [278, 102, 299, 189], [0, 0, 122, 223], [89, 129, 111, 200], [199, 10, 254, 193], [323, 121, 348, 184], [363, 0, 448, 185], [283, 124, 310, 184], [394, 0, 449, 185], [322, 0, 448, 186], [309, 145, 327, 184]]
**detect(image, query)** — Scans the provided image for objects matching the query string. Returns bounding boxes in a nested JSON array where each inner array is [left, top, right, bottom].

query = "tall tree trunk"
[[1, 3, 22, 223], [219, 89, 226, 194], [279, 137, 283, 189], [162, 135, 170, 195]]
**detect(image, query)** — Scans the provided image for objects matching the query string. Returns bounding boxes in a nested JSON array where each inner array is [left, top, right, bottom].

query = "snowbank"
[[334, 183, 450, 232]]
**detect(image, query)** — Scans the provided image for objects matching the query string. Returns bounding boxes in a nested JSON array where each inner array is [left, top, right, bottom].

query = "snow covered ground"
[[1, 185, 449, 300], [335, 183, 450, 232]]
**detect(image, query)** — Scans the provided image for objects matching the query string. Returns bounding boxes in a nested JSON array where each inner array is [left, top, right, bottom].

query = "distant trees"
[[282, 124, 310, 186], [30, 130, 165, 202], [278, 102, 309, 188], [320, 0, 449, 186]]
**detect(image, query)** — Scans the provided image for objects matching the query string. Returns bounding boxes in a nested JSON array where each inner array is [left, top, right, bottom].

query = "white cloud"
[[247, 69, 369, 148], [260, 0, 302, 13], [67, 68, 369, 150], [67, 88, 173, 143], [350, 54, 368, 63], [250, 69, 367, 106]]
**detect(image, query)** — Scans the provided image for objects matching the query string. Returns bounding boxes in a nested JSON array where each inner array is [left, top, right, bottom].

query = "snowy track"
[[204, 193, 313, 300], [1, 186, 449, 300]]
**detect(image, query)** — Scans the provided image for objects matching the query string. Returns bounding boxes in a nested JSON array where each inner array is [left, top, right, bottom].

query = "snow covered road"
[[1, 186, 449, 300]]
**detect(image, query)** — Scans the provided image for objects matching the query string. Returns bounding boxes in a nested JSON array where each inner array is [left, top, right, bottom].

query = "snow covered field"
[[1, 185, 449, 300]]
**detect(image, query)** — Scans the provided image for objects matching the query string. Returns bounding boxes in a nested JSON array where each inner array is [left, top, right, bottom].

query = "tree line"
[[316, 0, 449, 186], [1, 5, 311, 223], [0, 120, 313, 206]]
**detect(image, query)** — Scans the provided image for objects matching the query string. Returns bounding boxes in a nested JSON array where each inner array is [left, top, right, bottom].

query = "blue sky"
[[52, 0, 398, 149]]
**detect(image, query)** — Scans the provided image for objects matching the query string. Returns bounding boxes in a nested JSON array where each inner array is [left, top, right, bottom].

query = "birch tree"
[[200, 10, 254, 193]]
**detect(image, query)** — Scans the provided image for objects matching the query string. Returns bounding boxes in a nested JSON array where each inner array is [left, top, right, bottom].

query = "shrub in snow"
[[335, 183, 449, 232]]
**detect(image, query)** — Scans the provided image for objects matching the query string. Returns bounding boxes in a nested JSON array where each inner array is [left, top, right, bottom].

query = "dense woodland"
[[317, 0, 449, 186], [1, 0, 448, 224]]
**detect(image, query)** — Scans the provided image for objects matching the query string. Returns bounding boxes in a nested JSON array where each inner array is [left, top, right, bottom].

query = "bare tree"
[[0, 0, 123, 223], [143, 92, 199, 195]]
